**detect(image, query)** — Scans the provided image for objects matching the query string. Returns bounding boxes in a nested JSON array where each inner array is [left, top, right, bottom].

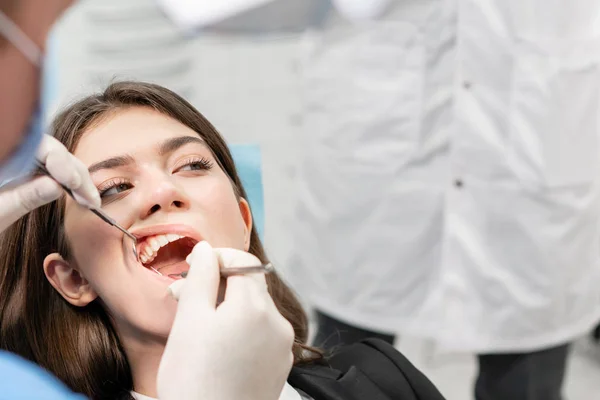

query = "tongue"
[[146, 240, 191, 276]]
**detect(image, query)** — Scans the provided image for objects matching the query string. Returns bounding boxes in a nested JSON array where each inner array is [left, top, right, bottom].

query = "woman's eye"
[[179, 162, 206, 171], [99, 183, 132, 198], [176, 158, 214, 172]]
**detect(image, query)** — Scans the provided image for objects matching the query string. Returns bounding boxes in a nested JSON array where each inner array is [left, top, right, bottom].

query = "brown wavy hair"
[[0, 81, 321, 399]]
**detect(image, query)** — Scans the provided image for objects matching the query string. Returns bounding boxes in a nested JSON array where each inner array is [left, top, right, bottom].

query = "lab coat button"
[[463, 81, 472, 89], [454, 179, 463, 188]]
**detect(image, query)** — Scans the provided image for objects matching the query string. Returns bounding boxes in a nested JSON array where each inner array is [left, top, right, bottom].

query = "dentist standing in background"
[[289, 2, 600, 400]]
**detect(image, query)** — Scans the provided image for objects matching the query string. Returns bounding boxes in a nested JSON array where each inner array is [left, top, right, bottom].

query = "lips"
[[131, 225, 202, 276]]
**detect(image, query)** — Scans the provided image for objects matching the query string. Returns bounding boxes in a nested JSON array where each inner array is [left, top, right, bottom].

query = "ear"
[[238, 198, 253, 251], [43, 253, 98, 307]]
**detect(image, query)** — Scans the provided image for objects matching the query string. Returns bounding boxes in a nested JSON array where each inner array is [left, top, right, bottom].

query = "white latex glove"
[[157, 241, 294, 400], [0, 134, 101, 233]]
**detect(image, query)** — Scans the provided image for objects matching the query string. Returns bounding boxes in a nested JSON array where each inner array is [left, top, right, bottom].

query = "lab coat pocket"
[[507, 36, 600, 188]]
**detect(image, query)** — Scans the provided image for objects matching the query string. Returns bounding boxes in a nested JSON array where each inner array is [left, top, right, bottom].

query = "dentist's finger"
[[224, 272, 271, 304], [169, 241, 220, 310], [37, 135, 101, 209], [167, 279, 185, 301], [213, 248, 260, 268], [213, 248, 269, 291], [168, 248, 222, 300], [0, 176, 61, 232]]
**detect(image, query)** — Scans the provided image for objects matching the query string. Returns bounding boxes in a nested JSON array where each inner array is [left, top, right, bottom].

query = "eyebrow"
[[158, 136, 205, 156], [88, 136, 206, 174], [88, 155, 135, 174]]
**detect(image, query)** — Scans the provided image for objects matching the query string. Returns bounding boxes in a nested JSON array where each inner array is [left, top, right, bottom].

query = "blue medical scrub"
[[0, 351, 85, 400]]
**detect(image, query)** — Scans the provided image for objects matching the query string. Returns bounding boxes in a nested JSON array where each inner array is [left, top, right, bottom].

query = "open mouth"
[[136, 233, 199, 277]]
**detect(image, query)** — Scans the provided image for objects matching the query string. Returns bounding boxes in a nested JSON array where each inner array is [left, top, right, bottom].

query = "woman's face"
[[44, 107, 252, 340]]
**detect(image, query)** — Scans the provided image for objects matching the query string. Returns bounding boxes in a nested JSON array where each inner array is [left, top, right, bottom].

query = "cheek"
[[188, 179, 247, 248], [63, 205, 178, 338], [63, 203, 137, 304], [64, 205, 121, 276], [65, 208, 178, 337]]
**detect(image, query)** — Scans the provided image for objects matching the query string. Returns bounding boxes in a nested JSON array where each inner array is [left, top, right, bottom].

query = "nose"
[[138, 175, 191, 219]]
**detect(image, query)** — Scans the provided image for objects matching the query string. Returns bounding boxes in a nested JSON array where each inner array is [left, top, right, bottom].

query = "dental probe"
[[168, 262, 274, 279]]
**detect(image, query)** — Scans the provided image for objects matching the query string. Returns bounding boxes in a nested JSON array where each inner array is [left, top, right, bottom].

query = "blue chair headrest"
[[229, 144, 265, 239]]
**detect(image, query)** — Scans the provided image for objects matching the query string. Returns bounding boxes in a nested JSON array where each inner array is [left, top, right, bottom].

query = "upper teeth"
[[139, 234, 184, 264]]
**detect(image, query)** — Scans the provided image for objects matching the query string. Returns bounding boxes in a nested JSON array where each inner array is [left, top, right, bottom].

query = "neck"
[[120, 327, 167, 398]]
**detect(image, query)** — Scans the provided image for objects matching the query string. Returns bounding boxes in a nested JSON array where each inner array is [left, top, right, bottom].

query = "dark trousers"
[[314, 310, 569, 400]]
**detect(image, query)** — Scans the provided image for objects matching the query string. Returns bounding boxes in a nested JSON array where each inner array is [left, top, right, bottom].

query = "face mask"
[[0, 9, 45, 183]]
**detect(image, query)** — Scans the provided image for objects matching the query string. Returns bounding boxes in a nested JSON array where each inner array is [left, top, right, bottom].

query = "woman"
[[0, 81, 444, 400]]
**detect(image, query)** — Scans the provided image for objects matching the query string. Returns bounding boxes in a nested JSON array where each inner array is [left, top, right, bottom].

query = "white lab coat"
[[288, 0, 600, 352]]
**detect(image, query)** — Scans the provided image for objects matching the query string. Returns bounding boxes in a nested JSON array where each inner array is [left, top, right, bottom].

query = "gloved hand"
[[157, 241, 295, 400], [0, 134, 101, 233]]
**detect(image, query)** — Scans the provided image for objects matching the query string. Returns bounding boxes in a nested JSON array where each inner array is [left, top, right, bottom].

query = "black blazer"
[[288, 339, 446, 400]]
